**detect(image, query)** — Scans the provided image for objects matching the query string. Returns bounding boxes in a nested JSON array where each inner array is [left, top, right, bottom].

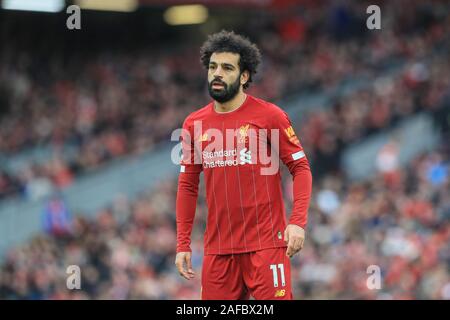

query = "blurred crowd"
[[292, 146, 450, 299], [1, 0, 449, 200], [302, 55, 450, 178], [0, 141, 448, 299], [1, 0, 450, 300]]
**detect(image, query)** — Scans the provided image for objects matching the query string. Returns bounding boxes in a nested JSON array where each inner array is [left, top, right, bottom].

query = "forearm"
[[176, 172, 200, 252], [287, 158, 312, 229]]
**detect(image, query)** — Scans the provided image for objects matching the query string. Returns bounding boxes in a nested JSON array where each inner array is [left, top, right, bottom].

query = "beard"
[[208, 76, 241, 103]]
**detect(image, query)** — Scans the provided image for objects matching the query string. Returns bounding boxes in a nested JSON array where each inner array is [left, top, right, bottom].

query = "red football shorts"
[[201, 247, 293, 300]]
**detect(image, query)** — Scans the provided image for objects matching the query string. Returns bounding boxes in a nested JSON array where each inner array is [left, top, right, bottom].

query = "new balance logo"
[[275, 289, 286, 297], [198, 133, 208, 142], [239, 148, 252, 165]]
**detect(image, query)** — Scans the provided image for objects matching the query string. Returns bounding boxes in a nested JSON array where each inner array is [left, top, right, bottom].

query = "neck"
[[214, 90, 247, 113]]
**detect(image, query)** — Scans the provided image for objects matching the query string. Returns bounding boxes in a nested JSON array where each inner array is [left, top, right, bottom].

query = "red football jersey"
[[176, 94, 312, 255]]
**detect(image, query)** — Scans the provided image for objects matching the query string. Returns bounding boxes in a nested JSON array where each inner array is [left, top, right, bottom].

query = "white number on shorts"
[[269, 264, 286, 288]]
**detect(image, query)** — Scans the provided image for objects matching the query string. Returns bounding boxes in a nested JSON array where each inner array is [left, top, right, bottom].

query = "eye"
[[209, 65, 216, 70]]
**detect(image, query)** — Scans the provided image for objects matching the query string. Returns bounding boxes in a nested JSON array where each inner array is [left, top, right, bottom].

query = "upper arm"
[[271, 110, 306, 168], [179, 118, 203, 175]]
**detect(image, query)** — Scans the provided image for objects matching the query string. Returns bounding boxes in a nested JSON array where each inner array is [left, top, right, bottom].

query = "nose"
[[213, 66, 224, 78]]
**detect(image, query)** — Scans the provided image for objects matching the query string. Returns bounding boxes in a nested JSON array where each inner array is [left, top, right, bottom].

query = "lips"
[[211, 81, 225, 89]]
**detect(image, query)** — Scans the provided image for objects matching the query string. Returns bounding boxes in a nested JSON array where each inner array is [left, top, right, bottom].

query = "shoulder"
[[183, 102, 213, 128], [248, 95, 289, 119]]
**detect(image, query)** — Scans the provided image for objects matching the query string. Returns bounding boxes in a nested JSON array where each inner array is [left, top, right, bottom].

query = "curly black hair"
[[200, 30, 262, 89]]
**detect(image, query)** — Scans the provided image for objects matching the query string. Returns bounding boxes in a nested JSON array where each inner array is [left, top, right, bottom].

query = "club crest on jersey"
[[238, 124, 250, 143]]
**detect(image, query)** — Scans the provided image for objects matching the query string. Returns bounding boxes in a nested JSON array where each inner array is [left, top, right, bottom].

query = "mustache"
[[210, 79, 226, 86]]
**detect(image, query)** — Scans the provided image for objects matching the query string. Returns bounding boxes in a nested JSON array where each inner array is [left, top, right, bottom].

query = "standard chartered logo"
[[239, 148, 252, 165], [201, 148, 252, 168], [171, 121, 281, 175]]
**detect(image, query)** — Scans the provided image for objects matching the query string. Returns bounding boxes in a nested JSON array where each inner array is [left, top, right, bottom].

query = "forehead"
[[209, 52, 240, 66]]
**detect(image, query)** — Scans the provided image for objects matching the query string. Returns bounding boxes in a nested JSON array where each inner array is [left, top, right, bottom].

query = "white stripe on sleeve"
[[292, 150, 305, 161]]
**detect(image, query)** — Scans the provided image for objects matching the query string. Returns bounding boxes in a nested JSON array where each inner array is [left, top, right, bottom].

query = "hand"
[[284, 224, 305, 258], [175, 252, 195, 280]]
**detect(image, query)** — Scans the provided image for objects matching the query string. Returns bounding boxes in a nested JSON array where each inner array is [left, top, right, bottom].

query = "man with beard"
[[175, 30, 312, 300]]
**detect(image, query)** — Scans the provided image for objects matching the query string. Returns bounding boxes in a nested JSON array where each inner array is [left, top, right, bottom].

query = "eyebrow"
[[209, 62, 236, 69]]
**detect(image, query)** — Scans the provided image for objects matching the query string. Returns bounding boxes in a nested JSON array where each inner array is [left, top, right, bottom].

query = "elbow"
[[289, 157, 312, 178]]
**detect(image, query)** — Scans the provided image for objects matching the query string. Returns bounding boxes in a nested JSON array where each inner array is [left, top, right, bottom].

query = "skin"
[[208, 52, 248, 113], [284, 224, 305, 258], [175, 51, 306, 280]]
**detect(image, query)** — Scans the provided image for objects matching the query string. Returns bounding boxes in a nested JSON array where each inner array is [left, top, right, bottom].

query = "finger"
[[293, 237, 302, 251], [176, 259, 191, 280], [285, 247, 292, 258], [290, 241, 299, 257], [179, 268, 191, 280], [295, 238, 305, 254], [285, 243, 291, 257], [286, 238, 295, 257], [288, 238, 303, 257], [298, 238, 305, 251], [186, 256, 195, 278], [284, 229, 289, 243]]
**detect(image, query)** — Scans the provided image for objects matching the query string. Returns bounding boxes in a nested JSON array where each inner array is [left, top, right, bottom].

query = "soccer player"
[[175, 30, 312, 300]]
